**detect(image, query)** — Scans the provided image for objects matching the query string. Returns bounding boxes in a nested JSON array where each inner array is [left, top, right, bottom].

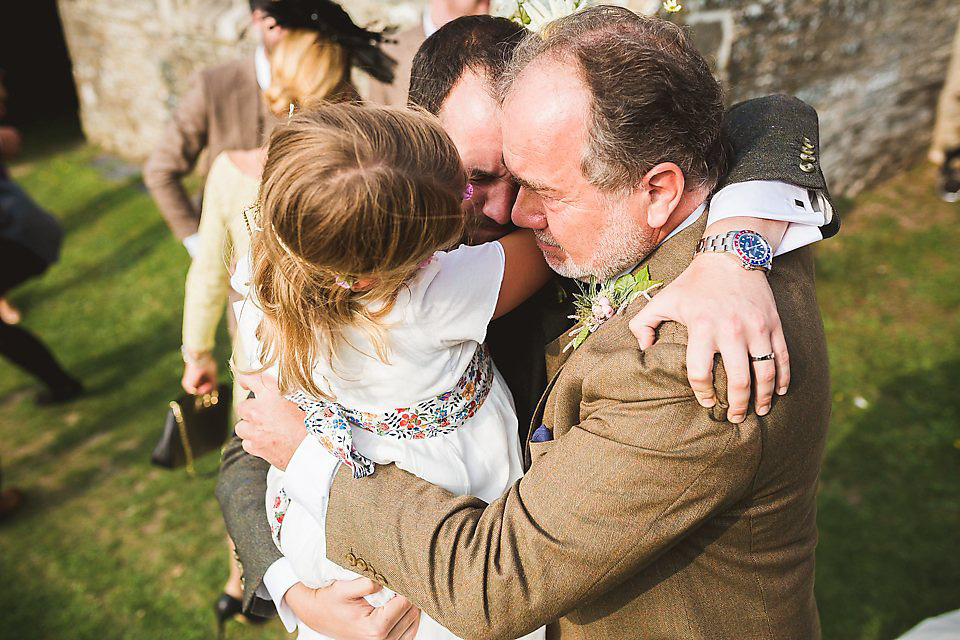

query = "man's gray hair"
[[498, 5, 728, 193]]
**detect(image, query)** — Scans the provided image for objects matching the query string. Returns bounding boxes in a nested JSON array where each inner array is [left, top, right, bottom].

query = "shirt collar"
[[612, 202, 707, 280], [423, 10, 439, 37], [255, 45, 271, 91]]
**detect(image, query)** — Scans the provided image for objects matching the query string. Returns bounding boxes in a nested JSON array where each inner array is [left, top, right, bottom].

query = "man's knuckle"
[[728, 373, 751, 389], [727, 321, 744, 340]]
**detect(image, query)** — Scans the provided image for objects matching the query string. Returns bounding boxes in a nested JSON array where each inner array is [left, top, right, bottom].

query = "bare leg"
[[0, 298, 20, 325]]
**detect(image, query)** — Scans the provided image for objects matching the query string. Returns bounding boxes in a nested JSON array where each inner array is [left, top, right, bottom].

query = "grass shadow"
[[816, 359, 960, 639]]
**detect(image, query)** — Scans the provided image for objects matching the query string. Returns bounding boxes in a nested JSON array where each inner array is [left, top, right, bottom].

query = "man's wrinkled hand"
[[628, 252, 790, 423], [234, 371, 307, 470], [286, 578, 421, 640]]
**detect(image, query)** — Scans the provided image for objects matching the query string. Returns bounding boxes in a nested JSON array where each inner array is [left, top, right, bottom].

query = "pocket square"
[[531, 424, 553, 443]]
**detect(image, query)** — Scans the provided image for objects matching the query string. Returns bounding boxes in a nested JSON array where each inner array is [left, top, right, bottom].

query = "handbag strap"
[[168, 400, 196, 477]]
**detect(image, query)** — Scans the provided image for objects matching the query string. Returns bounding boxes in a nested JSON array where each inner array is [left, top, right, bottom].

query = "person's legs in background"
[[0, 239, 83, 404], [0, 298, 21, 324], [931, 16, 960, 201], [0, 458, 23, 521]]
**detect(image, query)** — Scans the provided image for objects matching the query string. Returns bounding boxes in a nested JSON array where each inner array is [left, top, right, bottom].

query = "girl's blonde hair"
[[263, 29, 351, 116], [251, 103, 468, 399]]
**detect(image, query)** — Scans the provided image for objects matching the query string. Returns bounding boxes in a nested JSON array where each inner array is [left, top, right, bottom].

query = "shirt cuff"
[[284, 434, 342, 526], [709, 180, 830, 255], [182, 233, 201, 258], [261, 557, 301, 632]]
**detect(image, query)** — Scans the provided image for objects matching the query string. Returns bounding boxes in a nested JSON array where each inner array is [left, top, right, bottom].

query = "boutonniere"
[[564, 266, 663, 352]]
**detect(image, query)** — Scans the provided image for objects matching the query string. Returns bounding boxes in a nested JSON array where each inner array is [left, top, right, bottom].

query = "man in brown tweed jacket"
[[229, 8, 832, 639]]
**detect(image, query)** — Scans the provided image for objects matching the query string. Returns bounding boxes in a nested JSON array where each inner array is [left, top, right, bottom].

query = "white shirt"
[[423, 10, 439, 38], [257, 179, 832, 628], [255, 45, 271, 91]]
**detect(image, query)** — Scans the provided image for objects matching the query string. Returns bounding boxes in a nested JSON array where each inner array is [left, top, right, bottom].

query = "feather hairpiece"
[[263, 0, 397, 84]]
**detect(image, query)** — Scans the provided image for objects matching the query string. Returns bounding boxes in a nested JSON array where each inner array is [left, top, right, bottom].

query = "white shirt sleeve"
[[708, 180, 834, 256], [261, 436, 342, 631], [260, 557, 301, 632], [182, 232, 201, 258], [414, 242, 506, 345], [283, 435, 342, 521]]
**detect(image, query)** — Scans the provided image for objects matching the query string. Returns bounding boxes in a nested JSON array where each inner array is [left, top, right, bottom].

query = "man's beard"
[[535, 206, 655, 281]]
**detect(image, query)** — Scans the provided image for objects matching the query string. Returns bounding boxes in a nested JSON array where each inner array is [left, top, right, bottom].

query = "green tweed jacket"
[[215, 95, 836, 627]]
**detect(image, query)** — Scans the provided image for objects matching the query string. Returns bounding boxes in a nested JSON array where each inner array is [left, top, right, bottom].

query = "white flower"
[[492, 0, 521, 18], [494, 0, 597, 32]]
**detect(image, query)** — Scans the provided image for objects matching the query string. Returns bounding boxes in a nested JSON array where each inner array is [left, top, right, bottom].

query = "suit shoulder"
[[198, 56, 256, 91]]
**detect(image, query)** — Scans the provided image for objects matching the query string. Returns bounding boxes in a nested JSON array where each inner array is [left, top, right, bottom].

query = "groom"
[[227, 8, 832, 638]]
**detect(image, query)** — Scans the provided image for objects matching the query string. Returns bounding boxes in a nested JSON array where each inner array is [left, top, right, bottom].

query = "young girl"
[[233, 103, 550, 640]]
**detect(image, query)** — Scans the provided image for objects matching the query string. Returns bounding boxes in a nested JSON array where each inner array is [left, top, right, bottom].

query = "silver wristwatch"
[[695, 230, 773, 272]]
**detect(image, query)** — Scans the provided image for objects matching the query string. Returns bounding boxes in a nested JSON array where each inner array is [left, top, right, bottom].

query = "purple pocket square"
[[531, 424, 553, 443]]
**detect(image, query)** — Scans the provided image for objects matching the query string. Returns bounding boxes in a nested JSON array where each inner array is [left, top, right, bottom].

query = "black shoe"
[[0, 488, 24, 522], [36, 378, 84, 406], [939, 147, 960, 203], [939, 173, 960, 203], [214, 593, 271, 638]]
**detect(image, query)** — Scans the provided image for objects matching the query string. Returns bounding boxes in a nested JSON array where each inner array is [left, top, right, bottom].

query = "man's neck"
[[654, 186, 710, 246]]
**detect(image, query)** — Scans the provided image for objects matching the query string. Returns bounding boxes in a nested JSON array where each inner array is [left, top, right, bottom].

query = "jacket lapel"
[[524, 210, 710, 465]]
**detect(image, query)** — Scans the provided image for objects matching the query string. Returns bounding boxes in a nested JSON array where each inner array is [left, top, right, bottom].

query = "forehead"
[[438, 70, 505, 173], [500, 57, 591, 186]]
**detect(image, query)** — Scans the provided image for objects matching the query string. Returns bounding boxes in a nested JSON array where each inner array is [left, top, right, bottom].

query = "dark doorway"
[[0, 0, 81, 136]]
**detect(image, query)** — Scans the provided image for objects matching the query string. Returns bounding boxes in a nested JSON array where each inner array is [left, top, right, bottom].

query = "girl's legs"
[[224, 535, 243, 599]]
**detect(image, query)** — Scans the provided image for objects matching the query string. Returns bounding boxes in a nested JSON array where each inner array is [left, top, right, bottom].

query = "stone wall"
[[57, 0, 960, 194]]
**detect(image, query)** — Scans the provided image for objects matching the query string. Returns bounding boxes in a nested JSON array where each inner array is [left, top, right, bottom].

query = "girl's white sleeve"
[[413, 242, 505, 345]]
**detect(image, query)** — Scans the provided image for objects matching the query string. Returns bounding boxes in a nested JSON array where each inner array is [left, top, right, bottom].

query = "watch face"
[[733, 231, 772, 267]]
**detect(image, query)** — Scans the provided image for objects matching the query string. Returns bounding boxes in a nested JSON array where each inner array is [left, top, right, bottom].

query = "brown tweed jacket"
[[365, 23, 426, 107], [143, 55, 268, 240], [322, 213, 831, 639]]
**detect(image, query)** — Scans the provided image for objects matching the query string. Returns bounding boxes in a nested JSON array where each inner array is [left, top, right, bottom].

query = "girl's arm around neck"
[[492, 229, 552, 320]]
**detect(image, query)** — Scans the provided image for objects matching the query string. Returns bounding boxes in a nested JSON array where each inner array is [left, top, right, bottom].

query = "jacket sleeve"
[[143, 71, 208, 240], [323, 341, 761, 639], [181, 156, 232, 353], [717, 94, 840, 239], [216, 433, 283, 616]]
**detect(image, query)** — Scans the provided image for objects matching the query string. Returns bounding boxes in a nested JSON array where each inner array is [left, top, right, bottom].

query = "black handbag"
[[151, 384, 232, 475]]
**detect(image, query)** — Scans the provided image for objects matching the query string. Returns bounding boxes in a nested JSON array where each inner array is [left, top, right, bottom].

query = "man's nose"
[[511, 187, 545, 230], [482, 180, 517, 227]]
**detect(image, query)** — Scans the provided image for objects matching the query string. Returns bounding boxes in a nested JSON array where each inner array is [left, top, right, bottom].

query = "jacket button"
[[345, 553, 357, 567], [800, 152, 817, 162], [356, 559, 368, 572], [799, 161, 816, 173]]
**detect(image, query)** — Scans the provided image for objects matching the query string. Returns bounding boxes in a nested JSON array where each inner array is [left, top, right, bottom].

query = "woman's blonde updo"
[[263, 28, 351, 116], [251, 103, 468, 399]]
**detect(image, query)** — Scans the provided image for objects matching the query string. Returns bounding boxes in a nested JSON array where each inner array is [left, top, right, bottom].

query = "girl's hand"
[[285, 578, 421, 640], [182, 358, 217, 395]]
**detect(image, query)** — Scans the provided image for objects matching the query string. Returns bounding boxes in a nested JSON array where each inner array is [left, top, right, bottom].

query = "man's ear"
[[641, 163, 685, 229]]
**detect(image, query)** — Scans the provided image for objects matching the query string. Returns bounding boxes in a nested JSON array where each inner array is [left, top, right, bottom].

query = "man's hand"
[[234, 371, 307, 470], [285, 579, 421, 640], [629, 252, 789, 423]]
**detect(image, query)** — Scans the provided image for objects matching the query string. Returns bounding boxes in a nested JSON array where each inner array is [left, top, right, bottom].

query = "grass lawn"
[[1, 130, 958, 640]]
